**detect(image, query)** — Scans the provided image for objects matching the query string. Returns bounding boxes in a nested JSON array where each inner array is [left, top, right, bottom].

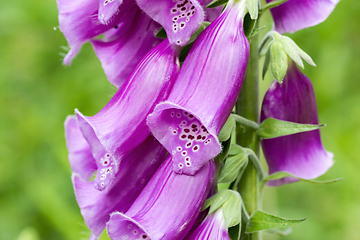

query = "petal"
[[147, 0, 249, 175], [64, 116, 97, 181], [72, 135, 167, 239], [56, 0, 135, 64], [90, 8, 162, 88], [147, 102, 221, 175], [267, 0, 339, 33], [76, 39, 180, 190], [136, 0, 204, 46], [185, 208, 229, 240], [107, 156, 215, 240], [199, 0, 223, 22], [261, 62, 334, 186], [98, 0, 123, 25]]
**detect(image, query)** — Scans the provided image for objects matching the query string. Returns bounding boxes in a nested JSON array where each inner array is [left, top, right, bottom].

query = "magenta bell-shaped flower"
[[65, 116, 168, 240], [266, 0, 339, 34], [147, 0, 249, 175], [106, 156, 215, 240], [136, 0, 204, 46], [76, 39, 180, 191], [261, 62, 334, 186], [185, 208, 230, 240], [90, 7, 162, 88]]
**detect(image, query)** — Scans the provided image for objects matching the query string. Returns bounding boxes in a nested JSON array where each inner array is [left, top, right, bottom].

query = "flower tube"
[[90, 8, 162, 88], [106, 156, 215, 240], [136, 0, 204, 46], [147, 0, 249, 175], [266, 0, 339, 34], [76, 39, 180, 191], [261, 62, 333, 186], [65, 116, 168, 240], [185, 208, 230, 240]]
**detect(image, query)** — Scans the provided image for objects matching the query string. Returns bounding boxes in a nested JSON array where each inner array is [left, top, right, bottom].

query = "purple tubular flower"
[[57, 0, 135, 64], [147, 0, 249, 175], [106, 156, 215, 240], [65, 116, 97, 181], [98, 0, 123, 25], [90, 8, 162, 88], [200, 0, 223, 22], [267, 0, 339, 34], [185, 208, 230, 240], [69, 131, 167, 240], [136, 0, 204, 46], [261, 62, 334, 186], [76, 39, 180, 191]]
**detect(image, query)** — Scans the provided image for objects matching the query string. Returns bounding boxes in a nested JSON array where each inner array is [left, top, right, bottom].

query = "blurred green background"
[[0, 0, 359, 239]]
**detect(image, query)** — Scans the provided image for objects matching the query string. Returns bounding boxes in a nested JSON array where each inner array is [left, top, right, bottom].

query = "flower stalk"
[[235, 19, 262, 240]]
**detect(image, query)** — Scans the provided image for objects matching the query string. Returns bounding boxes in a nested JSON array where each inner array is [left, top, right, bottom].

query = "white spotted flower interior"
[[148, 0, 250, 175], [136, 0, 204, 46]]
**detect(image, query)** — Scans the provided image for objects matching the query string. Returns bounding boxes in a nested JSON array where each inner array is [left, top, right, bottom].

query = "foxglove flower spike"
[[267, 0, 339, 33], [107, 156, 215, 240], [261, 62, 333, 186], [147, 0, 249, 175], [76, 39, 180, 191]]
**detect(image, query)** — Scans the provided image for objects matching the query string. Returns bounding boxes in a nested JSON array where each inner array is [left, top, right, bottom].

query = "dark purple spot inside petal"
[[184, 129, 190, 133], [181, 135, 187, 139], [197, 135, 202, 140]]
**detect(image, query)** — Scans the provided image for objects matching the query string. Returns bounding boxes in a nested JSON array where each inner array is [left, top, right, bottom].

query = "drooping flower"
[[76, 39, 180, 191], [261, 61, 333, 186], [90, 8, 162, 88], [65, 116, 168, 240], [106, 156, 215, 240], [267, 0, 339, 33], [147, 0, 249, 175], [185, 208, 230, 240], [136, 0, 205, 46]]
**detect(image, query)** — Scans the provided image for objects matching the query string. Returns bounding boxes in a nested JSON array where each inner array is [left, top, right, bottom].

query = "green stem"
[[235, 21, 262, 240]]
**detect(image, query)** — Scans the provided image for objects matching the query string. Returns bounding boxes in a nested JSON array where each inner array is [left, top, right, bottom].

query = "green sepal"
[[228, 144, 244, 156], [155, 28, 167, 39], [218, 116, 236, 141], [245, 210, 306, 233], [222, 191, 242, 228], [244, 13, 257, 38], [245, 0, 259, 20], [218, 137, 232, 162], [202, 190, 233, 212], [270, 40, 288, 83], [264, 171, 343, 184], [279, 37, 304, 68], [206, 0, 228, 8], [218, 152, 249, 183], [250, 26, 265, 38], [281, 36, 316, 66], [257, 117, 324, 139], [262, 49, 270, 79]]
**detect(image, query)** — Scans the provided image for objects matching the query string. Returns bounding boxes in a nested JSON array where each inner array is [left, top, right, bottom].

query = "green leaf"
[[218, 116, 236, 141], [222, 192, 242, 228], [257, 117, 324, 139], [155, 28, 167, 39], [206, 0, 228, 8], [270, 40, 288, 83], [265, 171, 343, 184], [262, 49, 270, 79], [245, 210, 306, 233], [246, 0, 258, 20], [218, 153, 249, 183], [202, 190, 233, 212]]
